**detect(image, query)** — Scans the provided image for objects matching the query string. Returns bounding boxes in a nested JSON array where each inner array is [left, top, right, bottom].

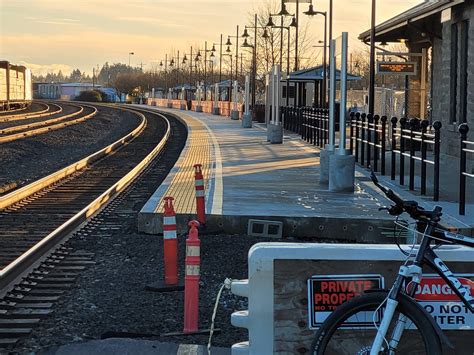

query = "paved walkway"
[[138, 106, 473, 239]]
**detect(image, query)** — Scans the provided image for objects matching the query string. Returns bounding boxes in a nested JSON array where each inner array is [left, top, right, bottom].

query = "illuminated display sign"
[[377, 61, 417, 75]]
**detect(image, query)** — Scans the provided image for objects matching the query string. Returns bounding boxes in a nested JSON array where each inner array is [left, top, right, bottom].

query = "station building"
[[359, 0, 473, 159]]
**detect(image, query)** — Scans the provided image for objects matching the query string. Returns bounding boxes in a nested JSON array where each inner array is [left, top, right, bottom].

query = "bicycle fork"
[[370, 264, 423, 355]]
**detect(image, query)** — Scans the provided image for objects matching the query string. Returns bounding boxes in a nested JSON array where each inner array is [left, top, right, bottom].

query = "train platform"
[[138, 107, 473, 240]]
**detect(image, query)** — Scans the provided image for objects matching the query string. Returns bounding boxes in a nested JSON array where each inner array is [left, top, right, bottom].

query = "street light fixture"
[[128, 52, 135, 67], [275, 0, 292, 16]]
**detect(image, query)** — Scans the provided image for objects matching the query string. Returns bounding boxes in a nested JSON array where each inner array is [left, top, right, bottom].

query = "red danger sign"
[[406, 275, 474, 330], [408, 277, 474, 302], [308, 275, 384, 329]]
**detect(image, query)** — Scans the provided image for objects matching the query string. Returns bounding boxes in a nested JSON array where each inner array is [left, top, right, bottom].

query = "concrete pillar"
[[231, 80, 239, 120], [242, 75, 252, 128], [329, 152, 356, 192], [319, 146, 334, 185]]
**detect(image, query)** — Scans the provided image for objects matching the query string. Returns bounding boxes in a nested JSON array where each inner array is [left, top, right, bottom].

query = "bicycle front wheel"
[[311, 291, 441, 355]]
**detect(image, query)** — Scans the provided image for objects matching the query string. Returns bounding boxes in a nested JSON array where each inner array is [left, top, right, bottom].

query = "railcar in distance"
[[0, 61, 32, 111]]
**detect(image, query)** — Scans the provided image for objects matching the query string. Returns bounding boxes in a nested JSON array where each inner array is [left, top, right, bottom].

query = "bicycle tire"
[[311, 291, 442, 355]]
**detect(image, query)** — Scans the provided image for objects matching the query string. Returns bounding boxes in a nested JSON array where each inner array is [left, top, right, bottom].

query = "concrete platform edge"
[[138, 212, 394, 242]]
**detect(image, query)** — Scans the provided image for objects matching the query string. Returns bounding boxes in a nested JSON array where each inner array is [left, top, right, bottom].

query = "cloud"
[[16, 61, 73, 76]]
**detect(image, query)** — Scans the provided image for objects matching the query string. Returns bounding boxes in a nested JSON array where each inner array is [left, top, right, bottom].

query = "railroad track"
[[0, 102, 59, 123], [0, 106, 187, 348], [0, 103, 97, 143]]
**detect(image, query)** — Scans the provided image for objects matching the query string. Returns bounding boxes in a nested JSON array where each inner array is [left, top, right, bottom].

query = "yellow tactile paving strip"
[[154, 114, 212, 214]]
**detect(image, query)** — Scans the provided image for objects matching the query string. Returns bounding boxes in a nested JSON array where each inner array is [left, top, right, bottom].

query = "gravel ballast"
[[0, 105, 141, 188]]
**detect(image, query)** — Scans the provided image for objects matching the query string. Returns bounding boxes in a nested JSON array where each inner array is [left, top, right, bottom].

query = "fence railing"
[[282, 106, 329, 148], [459, 124, 473, 215], [349, 113, 442, 201]]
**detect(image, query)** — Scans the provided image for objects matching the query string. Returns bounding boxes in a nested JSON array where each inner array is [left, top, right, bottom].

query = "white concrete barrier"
[[230, 243, 474, 354]]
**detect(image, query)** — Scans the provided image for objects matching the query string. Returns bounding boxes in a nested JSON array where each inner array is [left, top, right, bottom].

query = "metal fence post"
[[433, 121, 442, 201], [391, 117, 398, 180], [349, 112, 355, 154], [399, 117, 407, 186], [361, 113, 366, 166], [381, 116, 387, 175], [409, 118, 417, 191], [355, 113, 361, 163], [366, 113, 373, 168], [459, 123, 469, 215], [373, 115, 380, 172], [420, 120, 429, 195]]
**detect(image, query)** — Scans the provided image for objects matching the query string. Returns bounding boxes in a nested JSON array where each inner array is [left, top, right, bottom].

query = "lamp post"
[[304, 1, 328, 108], [242, 14, 270, 116], [226, 25, 240, 85], [368, 0, 376, 115], [222, 50, 234, 112], [182, 47, 194, 88], [267, 16, 297, 106], [211, 35, 224, 83], [128, 52, 135, 67]]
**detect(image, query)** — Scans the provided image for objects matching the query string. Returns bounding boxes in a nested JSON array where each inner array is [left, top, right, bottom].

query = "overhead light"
[[266, 16, 275, 27], [170, 59, 174, 66], [276, 0, 291, 16], [211, 44, 216, 52], [304, 3, 318, 16], [242, 38, 252, 48], [289, 16, 297, 27], [262, 28, 269, 39], [380, 41, 388, 46], [210, 52, 215, 58], [182, 58, 186, 64], [183, 54, 187, 61], [195, 55, 200, 61], [197, 50, 202, 58], [226, 45, 231, 53], [398, 38, 408, 44], [159, 61, 163, 67], [242, 28, 250, 38], [226, 37, 232, 46]]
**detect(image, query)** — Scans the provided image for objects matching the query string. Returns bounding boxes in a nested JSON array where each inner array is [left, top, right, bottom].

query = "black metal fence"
[[282, 106, 329, 148], [349, 113, 442, 201], [459, 124, 473, 215]]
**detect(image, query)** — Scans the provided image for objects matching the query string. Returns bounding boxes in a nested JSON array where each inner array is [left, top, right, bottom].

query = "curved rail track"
[[0, 107, 187, 349], [0, 102, 59, 123], [0, 102, 98, 143]]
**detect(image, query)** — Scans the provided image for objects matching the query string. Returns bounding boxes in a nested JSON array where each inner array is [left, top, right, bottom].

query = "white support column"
[[267, 65, 283, 144], [231, 80, 239, 120], [196, 81, 203, 112], [242, 75, 252, 128]]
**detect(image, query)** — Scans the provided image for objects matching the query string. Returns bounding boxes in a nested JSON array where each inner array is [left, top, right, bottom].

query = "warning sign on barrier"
[[408, 274, 474, 330], [307, 274, 384, 329]]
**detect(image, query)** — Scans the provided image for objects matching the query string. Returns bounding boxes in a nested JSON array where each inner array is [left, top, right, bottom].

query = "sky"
[[0, 0, 422, 76]]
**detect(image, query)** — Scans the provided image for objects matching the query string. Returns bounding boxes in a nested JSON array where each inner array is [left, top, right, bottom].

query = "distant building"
[[36, 82, 99, 100]]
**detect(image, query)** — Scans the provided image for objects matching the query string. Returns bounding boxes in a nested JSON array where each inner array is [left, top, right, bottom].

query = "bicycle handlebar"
[[370, 171, 442, 222]]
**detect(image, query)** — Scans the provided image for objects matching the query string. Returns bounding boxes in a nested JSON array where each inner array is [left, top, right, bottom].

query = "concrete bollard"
[[183, 220, 201, 333], [267, 123, 283, 144], [193, 164, 206, 225]]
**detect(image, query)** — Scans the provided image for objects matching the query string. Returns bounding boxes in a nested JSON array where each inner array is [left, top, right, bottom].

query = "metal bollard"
[[183, 220, 201, 333], [193, 164, 206, 225]]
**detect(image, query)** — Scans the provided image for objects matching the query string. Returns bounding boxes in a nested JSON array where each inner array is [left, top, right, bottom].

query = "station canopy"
[[285, 65, 361, 82]]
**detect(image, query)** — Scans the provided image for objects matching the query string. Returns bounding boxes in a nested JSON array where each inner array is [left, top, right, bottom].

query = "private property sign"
[[409, 275, 474, 330], [307, 274, 384, 329]]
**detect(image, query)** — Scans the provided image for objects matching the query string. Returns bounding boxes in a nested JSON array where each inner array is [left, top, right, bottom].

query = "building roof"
[[287, 65, 361, 82], [359, 0, 464, 42], [60, 82, 98, 87]]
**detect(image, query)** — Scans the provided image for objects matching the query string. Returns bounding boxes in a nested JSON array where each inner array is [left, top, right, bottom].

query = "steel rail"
[[0, 105, 145, 209], [0, 104, 98, 144], [0, 103, 85, 135], [0, 102, 60, 122], [0, 107, 171, 295]]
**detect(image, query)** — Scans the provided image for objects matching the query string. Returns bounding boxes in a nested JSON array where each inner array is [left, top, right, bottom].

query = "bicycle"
[[311, 171, 474, 354]]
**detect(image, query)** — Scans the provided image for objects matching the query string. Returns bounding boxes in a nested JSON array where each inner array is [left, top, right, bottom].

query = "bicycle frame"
[[370, 230, 474, 355]]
